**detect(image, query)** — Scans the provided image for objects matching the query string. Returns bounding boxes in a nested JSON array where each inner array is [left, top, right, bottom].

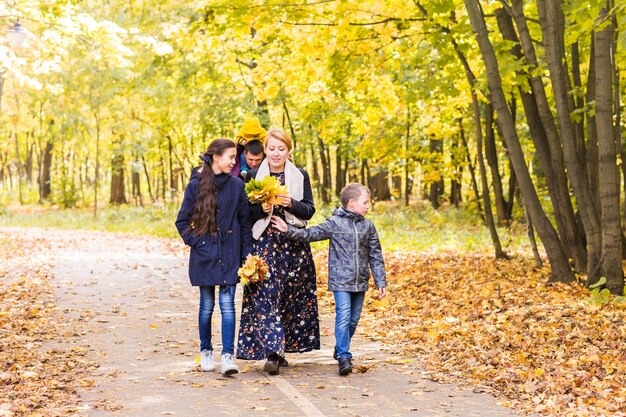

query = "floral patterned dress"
[[237, 172, 320, 360]]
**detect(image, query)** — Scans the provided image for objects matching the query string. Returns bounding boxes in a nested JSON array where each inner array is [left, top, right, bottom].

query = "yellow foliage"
[[238, 254, 269, 286], [245, 176, 288, 206]]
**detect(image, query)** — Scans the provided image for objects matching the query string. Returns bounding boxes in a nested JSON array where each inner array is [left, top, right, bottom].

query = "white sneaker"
[[200, 349, 215, 371], [221, 353, 239, 375]]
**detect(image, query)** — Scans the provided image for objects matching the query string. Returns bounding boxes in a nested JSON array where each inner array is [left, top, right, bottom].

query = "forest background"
[[2, 0, 626, 415], [1, 0, 626, 287]]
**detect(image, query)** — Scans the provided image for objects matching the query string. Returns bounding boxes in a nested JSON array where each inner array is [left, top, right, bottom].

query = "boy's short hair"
[[340, 183, 370, 208], [244, 139, 264, 155]]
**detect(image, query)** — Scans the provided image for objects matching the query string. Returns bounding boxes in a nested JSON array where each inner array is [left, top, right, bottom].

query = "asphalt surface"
[[27, 228, 523, 417]]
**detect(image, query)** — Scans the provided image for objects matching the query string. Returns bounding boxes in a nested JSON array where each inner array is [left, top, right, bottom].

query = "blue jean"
[[333, 291, 365, 359], [198, 285, 236, 355]]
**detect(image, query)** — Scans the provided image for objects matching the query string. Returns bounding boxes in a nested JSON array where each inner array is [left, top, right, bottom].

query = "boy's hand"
[[271, 216, 288, 232], [378, 287, 387, 299]]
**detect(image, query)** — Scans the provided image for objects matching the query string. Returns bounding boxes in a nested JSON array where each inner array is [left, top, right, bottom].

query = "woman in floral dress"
[[236, 128, 320, 375]]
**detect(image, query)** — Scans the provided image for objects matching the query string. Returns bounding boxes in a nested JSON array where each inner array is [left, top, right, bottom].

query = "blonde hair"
[[265, 128, 293, 152]]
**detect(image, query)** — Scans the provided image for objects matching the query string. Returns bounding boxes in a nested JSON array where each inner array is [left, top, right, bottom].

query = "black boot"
[[338, 357, 352, 376], [263, 354, 280, 375], [277, 355, 289, 367]]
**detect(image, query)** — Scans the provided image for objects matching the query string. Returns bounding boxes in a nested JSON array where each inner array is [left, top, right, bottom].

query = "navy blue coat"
[[175, 170, 253, 286]]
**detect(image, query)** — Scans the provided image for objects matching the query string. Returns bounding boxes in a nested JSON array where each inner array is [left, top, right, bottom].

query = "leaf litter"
[[0, 232, 95, 416], [317, 250, 626, 416], [4, 229, 626, 416]]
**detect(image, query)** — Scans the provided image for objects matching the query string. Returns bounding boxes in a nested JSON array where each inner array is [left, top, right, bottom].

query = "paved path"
[[24, 228, 523, 416]]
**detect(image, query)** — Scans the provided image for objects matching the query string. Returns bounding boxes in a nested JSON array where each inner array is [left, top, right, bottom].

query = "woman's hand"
[[271, 216, 288, 232], [275, 194, 292, 208], [262, 202, 273, 214]]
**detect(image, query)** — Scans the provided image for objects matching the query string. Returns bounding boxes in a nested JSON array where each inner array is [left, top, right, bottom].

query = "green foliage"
[[0, 0, 623, 287], [51, 176, 79, 208], [0, 205, 180, 238], [586, 277, 626, 306], [587, 277, 611, 306]]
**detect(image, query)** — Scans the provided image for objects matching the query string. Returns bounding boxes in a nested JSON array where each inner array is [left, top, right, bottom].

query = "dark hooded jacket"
[[175, 169, 253, 286], [285, 207, 386, 292]]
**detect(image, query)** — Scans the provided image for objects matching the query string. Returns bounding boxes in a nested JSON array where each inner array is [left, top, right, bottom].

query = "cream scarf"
[[251, 159, 306, 240]]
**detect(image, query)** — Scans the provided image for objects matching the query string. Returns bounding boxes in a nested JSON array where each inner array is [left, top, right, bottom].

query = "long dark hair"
[[189, 138, 235, 236]]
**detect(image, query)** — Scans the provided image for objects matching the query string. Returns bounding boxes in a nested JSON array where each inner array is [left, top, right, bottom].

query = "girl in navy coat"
[[175, 138, 253, 375]]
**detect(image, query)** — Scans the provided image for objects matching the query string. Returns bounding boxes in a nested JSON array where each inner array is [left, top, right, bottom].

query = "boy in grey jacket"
[[271, 183, 386, 375]]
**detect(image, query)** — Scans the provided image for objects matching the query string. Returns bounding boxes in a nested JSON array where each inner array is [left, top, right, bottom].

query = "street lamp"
[[7, 21, 27, 48]]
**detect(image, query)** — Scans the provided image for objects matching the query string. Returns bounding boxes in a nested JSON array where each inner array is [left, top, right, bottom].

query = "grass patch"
[[0, 204, 181, 238], [1, 200, 531, 255]]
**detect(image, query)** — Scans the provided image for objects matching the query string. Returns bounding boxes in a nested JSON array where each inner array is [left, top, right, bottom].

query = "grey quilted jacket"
[[285, 207, 386, 292]]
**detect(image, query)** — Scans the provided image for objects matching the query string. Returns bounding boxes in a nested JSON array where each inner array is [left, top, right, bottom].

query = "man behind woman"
[[177, 122, 386, 377]]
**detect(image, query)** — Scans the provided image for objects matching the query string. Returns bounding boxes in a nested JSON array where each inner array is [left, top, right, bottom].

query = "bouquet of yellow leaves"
[[238, 254, 269, 286], [245, 176, 288, 206]]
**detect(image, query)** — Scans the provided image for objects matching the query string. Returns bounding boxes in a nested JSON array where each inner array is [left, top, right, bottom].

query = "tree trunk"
[[405, 108, 414, 206], [94, 116, 100, 219], [309, 141, 321, 201], [475, 100, 505, 258], [428, 137, 443, 209], [499, 5, 587, 271], [282, 100, 297, 150], [570, 42, 587, 162], [512, 0, 587, 271], [0, 152, 6, 186], [25, 142, 33, 182], [464, 0, 573, 281], [14, 131, 23, 205], [159, 154, 166, 202], [428, 183, 440, 209], [257, 99, 271, 129], [318, 138, 331, 204], [132, 169, 142, 206], [507, 161, 517, 220], [595, 3, 623, 293], [110, 152, 127, 204], [586, 38, 600, 211], [392, 174, 402, 198], [537, 0, 600, 280], [459, 118, 483, 219], [405, 162, 414, 206], [335, 140, 345, 196], [450, 133, 462, 207], [419, 2, 498, 246], [167, 135, 176, 192], [483, 103, 508, 223], [523, 200, 543, 268], [612, 12, 626, 251], [362, 159, 372, 192], [39, 140, 53, 202], [370, 168, 391, 201], [141, 155, 155, 203]]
